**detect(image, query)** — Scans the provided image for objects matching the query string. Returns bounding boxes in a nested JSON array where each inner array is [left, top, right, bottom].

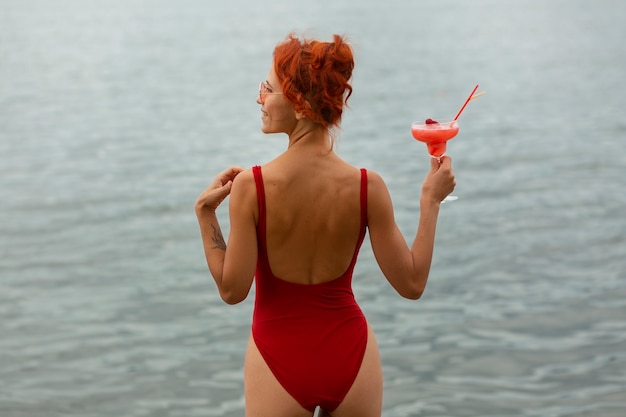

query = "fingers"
[[222, 180, 234, 193], [436, 157, 454, 184], [430, 156, 452, 170], [430, 157, 440, 171], [422, 156, 456, 203], [218, 166, 244, 185], [439, 156, 452, 169], [226, 165, 245, 176], [216, 181, 233, 200], [196, 166, 245, 212], [196, 182, 232, 212]]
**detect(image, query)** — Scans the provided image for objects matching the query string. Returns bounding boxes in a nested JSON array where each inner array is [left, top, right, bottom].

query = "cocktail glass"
[[411, 119, 459, 202], [410, 119, 459, 162]]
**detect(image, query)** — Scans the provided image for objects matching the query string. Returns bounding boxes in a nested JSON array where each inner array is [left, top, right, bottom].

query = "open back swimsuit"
[[251, 165, 369, 412]]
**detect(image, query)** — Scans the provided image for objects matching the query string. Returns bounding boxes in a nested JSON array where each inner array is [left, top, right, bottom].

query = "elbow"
[[401, 287, 424, 300], [219, 284, 249, 305], [220, 290, 247, 305], [398, 278, 427, 300], [216, 272, 253, 305]]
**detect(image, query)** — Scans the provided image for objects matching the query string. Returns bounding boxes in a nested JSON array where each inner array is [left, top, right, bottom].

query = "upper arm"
[[367, 172, 417, 297], [221, 170, 258, 303]]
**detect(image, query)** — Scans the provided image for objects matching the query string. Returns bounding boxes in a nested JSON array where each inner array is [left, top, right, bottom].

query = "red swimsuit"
[[251, 165, 369, 412]]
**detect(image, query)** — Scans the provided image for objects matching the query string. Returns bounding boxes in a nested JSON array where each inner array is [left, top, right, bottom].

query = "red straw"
[[453, 84, 479, 121]]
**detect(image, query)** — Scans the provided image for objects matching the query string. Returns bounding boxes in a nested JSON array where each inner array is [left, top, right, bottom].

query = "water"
[[1, 0, 625, 416]]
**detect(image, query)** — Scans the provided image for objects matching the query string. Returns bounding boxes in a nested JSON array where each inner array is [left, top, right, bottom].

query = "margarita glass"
[[409, 85, 482, 202], [411, 119, 459, 202], [410, 119, 459, 162], [410, 85, 483, 203]]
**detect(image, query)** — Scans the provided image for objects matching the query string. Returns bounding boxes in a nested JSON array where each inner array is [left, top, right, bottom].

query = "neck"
[[287, 121, 333, 153]]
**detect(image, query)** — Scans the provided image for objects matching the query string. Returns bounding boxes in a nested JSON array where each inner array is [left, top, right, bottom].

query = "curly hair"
[[273, 33, 354, 129]]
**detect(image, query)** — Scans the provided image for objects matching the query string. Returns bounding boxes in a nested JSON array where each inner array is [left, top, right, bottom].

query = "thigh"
[[244, 334, 314, 417], [327, 325, 383, 417]]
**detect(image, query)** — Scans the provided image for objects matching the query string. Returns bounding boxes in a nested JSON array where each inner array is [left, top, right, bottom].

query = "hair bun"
[[273, 33, 354, 129]]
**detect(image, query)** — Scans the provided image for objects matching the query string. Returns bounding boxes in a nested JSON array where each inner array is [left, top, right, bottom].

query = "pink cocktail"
[[411, 119, 459, 161]]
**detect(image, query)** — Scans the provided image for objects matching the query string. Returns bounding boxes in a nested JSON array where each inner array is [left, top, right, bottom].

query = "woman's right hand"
[[420, 157, 456, 204], [195, 166, 245, 212]]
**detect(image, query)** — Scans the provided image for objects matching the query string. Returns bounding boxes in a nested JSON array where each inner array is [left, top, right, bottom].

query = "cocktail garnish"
[[425, 118, 439, 125]]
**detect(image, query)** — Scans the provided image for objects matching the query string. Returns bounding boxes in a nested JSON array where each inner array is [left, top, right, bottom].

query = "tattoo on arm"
[[210, 223, 226, 250]]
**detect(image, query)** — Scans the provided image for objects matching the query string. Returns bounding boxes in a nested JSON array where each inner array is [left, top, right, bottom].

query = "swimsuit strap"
[[252, 166, 269, 270], [359, 168, 368, 230], [345, 168, 368, 270]]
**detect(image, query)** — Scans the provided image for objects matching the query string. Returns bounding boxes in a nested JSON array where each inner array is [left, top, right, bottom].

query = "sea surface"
[[1, 0, 625, 416]]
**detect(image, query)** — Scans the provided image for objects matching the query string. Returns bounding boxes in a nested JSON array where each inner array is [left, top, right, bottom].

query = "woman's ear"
[[295, 100, 312, 120]]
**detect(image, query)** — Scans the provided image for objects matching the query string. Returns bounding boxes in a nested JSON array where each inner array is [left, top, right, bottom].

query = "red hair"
[[273, 33, 354, 129]]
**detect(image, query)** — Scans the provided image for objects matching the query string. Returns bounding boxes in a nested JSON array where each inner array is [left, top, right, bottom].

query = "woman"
[[195, 33, 455, 417]]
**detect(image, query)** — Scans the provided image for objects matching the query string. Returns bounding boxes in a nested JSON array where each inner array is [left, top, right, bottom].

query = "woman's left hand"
[[195, 166, 245, 212]]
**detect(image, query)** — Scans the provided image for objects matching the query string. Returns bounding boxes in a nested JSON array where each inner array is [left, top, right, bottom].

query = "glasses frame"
[[259, 81, 283, 101]]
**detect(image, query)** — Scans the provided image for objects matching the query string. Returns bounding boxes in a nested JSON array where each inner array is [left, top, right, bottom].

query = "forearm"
[[409, 197, 441, 293], [195, 207, 227, 286]]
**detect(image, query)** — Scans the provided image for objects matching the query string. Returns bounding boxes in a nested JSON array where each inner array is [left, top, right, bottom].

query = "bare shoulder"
[[363, 169, 388, 195], [364, 169, 395, 224], [231, 167, 255, 189], [229, 168, 257, 210]]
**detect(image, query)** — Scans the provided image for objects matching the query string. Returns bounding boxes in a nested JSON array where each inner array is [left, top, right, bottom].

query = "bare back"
[[259, 153, 363, 285]]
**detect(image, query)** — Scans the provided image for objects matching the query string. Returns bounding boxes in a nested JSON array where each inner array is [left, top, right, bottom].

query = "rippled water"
[[1, 0, 625, 416]]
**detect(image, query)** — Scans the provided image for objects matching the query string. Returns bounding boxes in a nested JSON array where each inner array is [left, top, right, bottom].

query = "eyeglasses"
[[259, 81, 283, 101]]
